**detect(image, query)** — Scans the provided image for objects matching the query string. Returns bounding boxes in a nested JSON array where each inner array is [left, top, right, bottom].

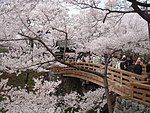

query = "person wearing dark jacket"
[[133, 60, 142, 75], [126, 55, 133, 72]]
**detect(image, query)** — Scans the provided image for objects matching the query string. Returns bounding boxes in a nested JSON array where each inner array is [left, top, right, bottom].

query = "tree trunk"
[[103, 56, 113, 113], [63, 33, 68, 61]]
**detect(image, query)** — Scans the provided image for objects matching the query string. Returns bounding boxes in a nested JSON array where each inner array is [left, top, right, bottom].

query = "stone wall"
[[113, 97, 150, 113]]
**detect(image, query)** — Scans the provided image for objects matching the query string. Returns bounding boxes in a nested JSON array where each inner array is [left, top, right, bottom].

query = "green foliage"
[[0, 48, 9, 53], [0, 70, 44, 90], [0, 108, 8, 113], [55, 77, 83, 96], [0, 96, 7, 112], [0, 95, 6, 102], [63, 107, 79, 113]]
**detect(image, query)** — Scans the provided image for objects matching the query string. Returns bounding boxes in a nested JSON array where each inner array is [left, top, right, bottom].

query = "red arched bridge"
[[50, 62, 150, 106]]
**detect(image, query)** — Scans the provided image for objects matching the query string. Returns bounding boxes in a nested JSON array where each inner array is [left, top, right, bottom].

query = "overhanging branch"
[[130, 0, 150, 22], [127, 0, 150, 7], [72, 0, 150, 22], [18, 33, 104, 78]]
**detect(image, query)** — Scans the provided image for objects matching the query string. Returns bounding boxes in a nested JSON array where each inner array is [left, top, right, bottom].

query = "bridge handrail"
[[68, 62, 147, 81], [51, 62, 147, 89], [69, 62, 147, 73], [131, 81, 150, 106], [51, 62, 147, 84], [50, 62, 150, 105], [107, 66, 147, 87], [70, 62, 147, 73]]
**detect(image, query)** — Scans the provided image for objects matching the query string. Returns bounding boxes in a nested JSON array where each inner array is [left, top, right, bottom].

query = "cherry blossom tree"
[[0, 0, 148, 72], [0, 1, 106, 112], [69, 8, 148, 55], [0, 78, 106, 113], [0, 0, 70, 72], [0, 0, 149, 113], [63, 1, 149, 113]]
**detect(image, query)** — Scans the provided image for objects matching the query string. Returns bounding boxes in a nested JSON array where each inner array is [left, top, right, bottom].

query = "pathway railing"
[[131, 81, 150, 106], [50, 62, 149, 105]]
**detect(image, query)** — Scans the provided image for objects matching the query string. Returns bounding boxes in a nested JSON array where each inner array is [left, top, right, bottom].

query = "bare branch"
[[103, 12, 110, 23], [71, 0, 150, 22], [128, 0, 150, 7], [114, 14, 125, 26], [51, 27, 68, 61], [18, 33, 104, 78], [130, 0, 150, 22], [18, 15, 38, 37], [52, 27, 67, 35], [74, 2, 135, 13]]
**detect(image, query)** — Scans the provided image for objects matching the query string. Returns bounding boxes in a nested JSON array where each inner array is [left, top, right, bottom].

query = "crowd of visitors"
[[65, 51, 146, 75], [78, 53, 144, 75]]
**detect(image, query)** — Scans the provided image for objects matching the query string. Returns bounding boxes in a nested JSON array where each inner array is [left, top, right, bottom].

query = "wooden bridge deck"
[[50, 62, 150, 106]]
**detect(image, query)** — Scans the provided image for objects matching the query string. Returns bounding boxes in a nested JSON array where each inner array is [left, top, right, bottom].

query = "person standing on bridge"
[[133, 58, 142, 75], [126, 55, 134, 72], [120, 55, 127, 70]]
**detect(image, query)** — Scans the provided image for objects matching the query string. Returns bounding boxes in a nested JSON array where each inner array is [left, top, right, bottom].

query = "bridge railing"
[[51, 63, 150, 106], [69, 62, 104, 71], [131, 81, 150, 106], [51, 62, 147, 86], [79, 63, 146, 95], [107, 66, 148, 96], [108, 66, 147, 85], [69, 62, 147, 81], [50, 62, 148, 96]]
